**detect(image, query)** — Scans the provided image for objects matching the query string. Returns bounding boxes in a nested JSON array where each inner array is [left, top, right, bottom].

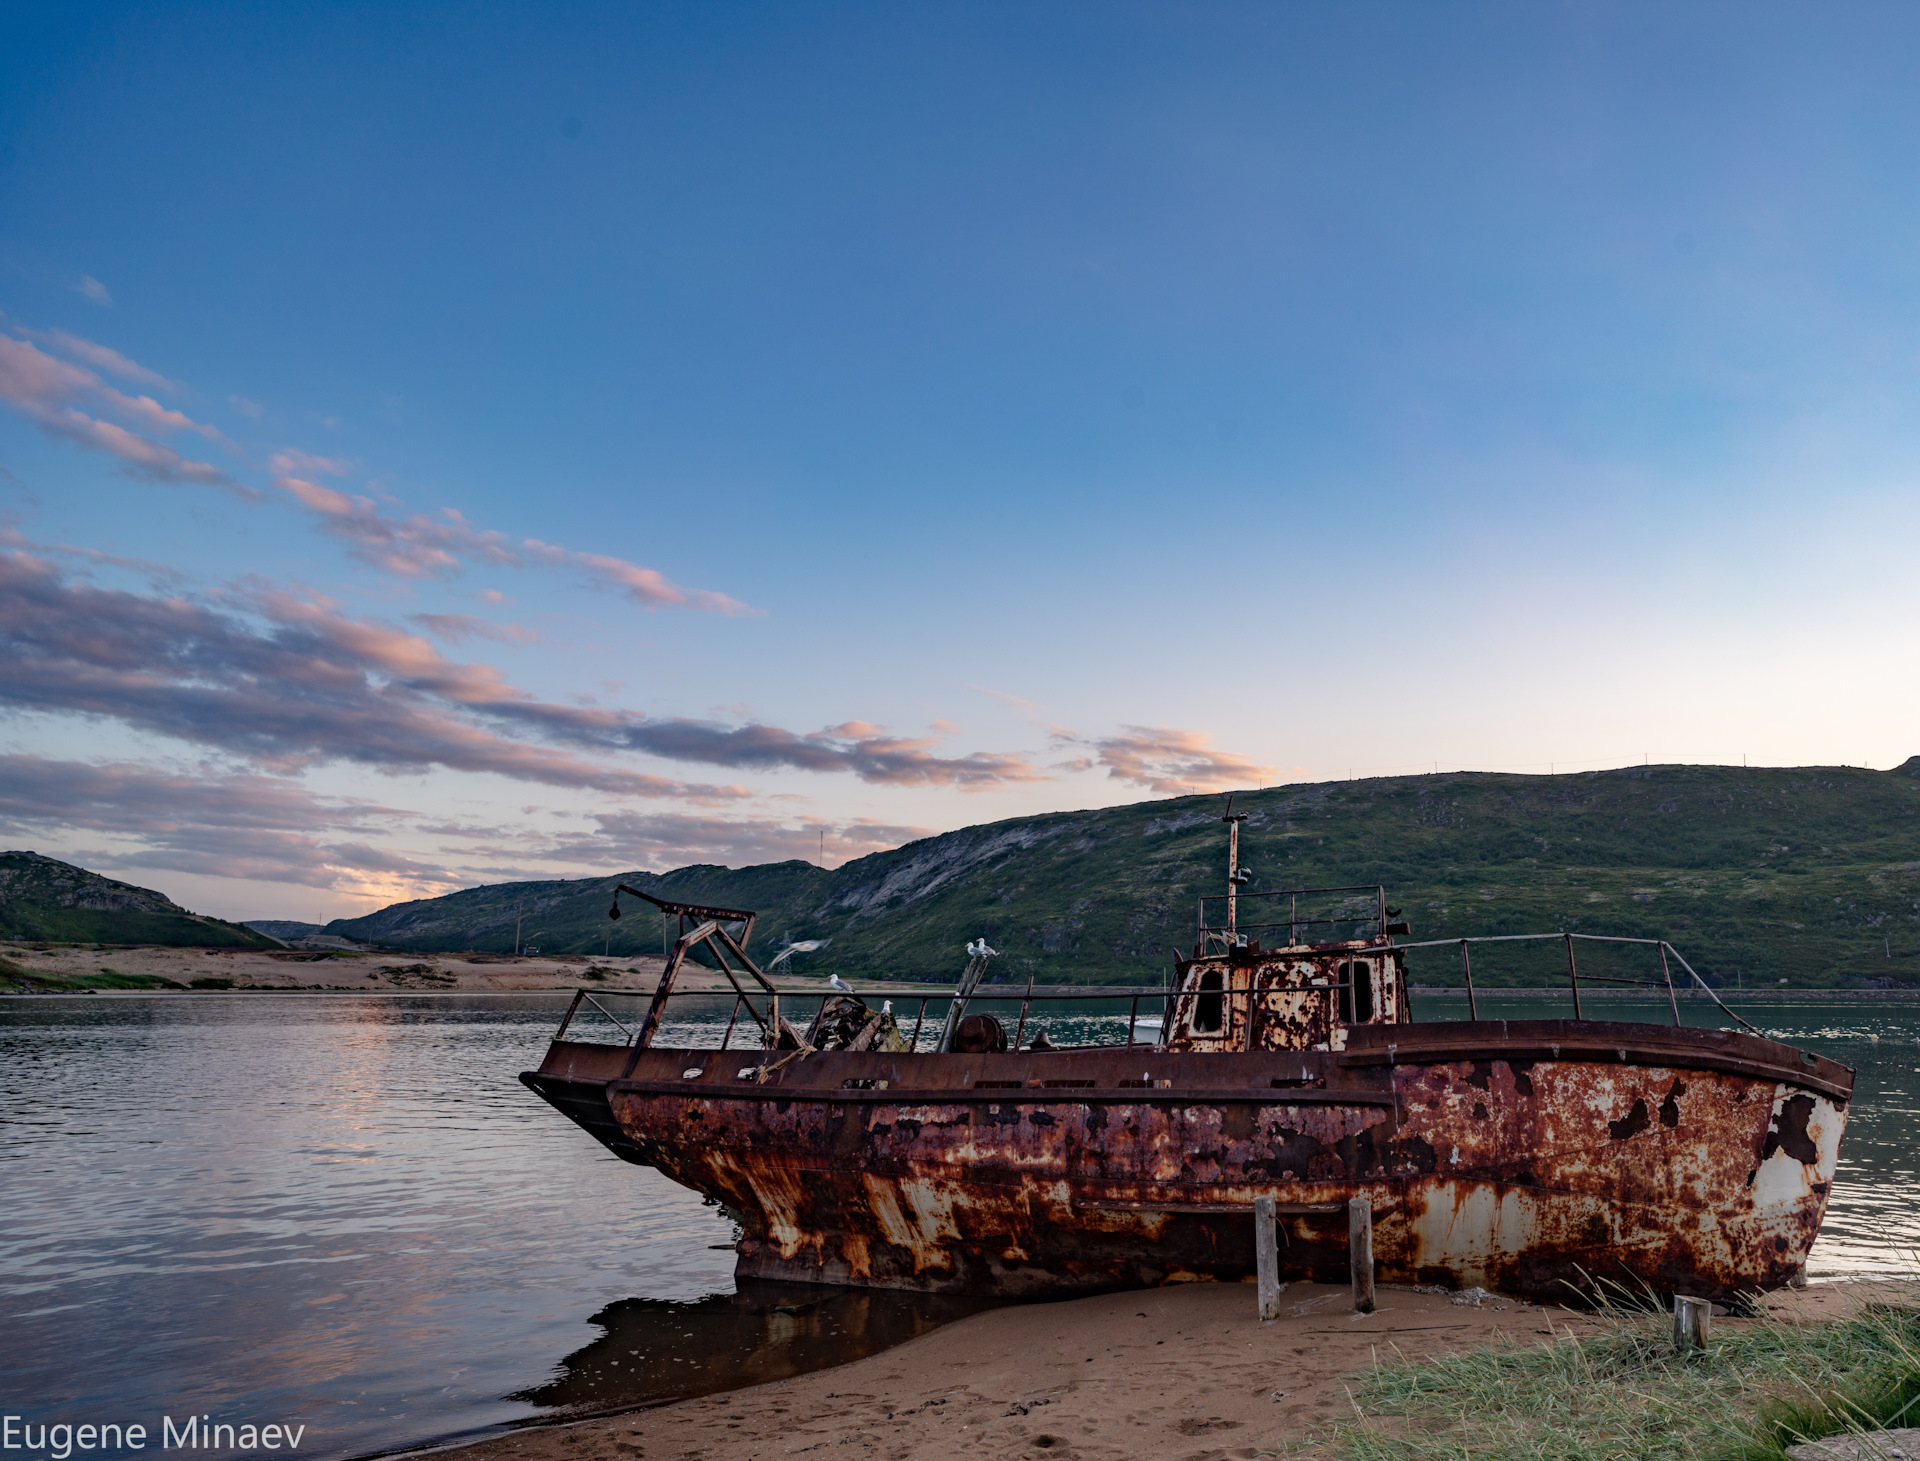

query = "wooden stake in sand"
[[1349, 1197, 1375, 1313], [1672, 1294, 1710, 1352], [1253, 1195, 1280, 1321]]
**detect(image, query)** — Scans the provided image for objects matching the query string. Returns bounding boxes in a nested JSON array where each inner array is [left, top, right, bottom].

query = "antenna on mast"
[[1221, 794, 1250, 935]]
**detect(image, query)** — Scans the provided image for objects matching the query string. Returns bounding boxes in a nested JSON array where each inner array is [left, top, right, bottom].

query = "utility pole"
[[515, 900, 524, 956]]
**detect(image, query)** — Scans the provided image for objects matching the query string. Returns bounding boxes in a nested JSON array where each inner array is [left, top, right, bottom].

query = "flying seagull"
[[767, 938, 827, 970]]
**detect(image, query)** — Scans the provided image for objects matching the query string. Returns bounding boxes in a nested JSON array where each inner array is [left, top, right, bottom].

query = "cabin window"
[[1341, 958, 1374, 1023], [1192, 968, 1225, 1033]]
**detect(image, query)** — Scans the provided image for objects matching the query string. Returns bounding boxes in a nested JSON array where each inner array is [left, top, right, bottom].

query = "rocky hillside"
[[0, 852, 282, 947], [244, 919, 325, 940], [322, 760, 1920, 988]]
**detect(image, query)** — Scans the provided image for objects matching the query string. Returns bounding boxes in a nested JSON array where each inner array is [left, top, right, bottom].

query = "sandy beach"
[[422, 1282, 1859, 1461], [0, 942, 707, 993]]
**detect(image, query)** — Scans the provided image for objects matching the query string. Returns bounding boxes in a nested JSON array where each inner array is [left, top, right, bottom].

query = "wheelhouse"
[[1161, 801, 1413, 1053], [1164, 933, 1410, 1053]]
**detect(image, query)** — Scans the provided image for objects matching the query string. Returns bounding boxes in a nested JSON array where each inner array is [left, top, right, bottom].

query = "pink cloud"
[[484, 808, 934, 872], [568, 548, 760, 616], [0, 551, 750, 801], [409, 612, 540, 646], [968, 683, 1038, 710], [0, 334, 243, 492], [268, 475, 760, 615], [0, 753, 454, 893], [107, 390, 222, 439], [269, 449, 351, 477], [1, 550, 1046, 794], [15, 327, 177, 391], [1054, 724, 1277, 794]]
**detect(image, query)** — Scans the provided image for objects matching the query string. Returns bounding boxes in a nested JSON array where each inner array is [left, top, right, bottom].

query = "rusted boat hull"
[[525, 1018, 1849, 1304]]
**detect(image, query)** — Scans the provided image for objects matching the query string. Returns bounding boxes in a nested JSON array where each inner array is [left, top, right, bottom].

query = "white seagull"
[[829, 974, 854, 992], [767, 938, 827, 970]]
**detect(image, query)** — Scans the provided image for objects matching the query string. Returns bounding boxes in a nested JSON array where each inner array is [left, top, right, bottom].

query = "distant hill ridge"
[[243, 920, 326, 939], [323, 760, 1920, 989], [0, 852, 280, 947]]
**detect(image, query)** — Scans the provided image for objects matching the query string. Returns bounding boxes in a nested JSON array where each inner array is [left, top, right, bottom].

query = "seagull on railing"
[[829, 974, 854, 992]]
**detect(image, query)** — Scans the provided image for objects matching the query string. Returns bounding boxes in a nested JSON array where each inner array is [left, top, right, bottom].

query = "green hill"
[[324, 760, 1920, 989], [0, 852, 283, 947]]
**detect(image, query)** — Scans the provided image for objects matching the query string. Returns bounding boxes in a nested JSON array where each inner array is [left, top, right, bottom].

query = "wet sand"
[[419, 1282, 1858, 1461]]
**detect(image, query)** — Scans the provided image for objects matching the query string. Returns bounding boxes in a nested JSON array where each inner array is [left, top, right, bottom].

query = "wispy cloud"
[[0, 315, 749, 618], [409, 611, 541, 646], [0, 334, 245, 493], [515, 808, 931, 871], [0, 550, 744, 799], [0, 550, 1046, 797], [533, 715, 1048, 789], [77, 276, 111, 306], [16, 327, 177, 391], [968, 683, 1037, 710], [0, 752, 935, 899], [0, 753, 455, 894], [529, 540, 760, 615], [1053, 724, 1276, 794], [267, 458, 761, 613]]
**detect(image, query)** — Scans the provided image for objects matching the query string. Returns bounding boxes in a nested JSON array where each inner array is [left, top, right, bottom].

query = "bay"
[[2, 990, 1912, 1461]]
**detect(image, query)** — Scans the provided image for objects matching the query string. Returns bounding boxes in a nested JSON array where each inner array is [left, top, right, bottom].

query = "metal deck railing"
[[546, 925, 1760, 1054]]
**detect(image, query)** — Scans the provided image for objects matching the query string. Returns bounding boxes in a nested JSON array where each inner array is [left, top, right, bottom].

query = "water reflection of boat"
[[523, 818, 1852, 1304], [511, 1280, 997, 1417]]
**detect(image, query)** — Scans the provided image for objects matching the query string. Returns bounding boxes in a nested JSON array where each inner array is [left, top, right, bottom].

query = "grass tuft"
[[1298, 1286, 1920, 1461], [1, 956, 187, 991]]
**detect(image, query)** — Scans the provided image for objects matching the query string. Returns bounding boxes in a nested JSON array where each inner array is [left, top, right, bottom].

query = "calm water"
[[2, 992, 1915, 1459]]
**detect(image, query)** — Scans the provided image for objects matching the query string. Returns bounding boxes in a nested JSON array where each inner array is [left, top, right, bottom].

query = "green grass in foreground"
[[1298, 1288, 1920, 1461]]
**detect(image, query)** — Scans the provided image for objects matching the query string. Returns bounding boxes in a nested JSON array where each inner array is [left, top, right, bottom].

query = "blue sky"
[[3, 2, 1918, 921]]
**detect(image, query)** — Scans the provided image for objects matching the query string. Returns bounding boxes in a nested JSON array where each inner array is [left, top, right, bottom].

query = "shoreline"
[[3, 940, 1911, 1000], [391, 1281, 1865, 1461]]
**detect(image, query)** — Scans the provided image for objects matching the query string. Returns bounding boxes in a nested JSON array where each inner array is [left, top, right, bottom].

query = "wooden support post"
[[1254, 1195, 1280, 1321], [1672, 1295, 1710, 1352], [1349, 1197, 1375, 1313]]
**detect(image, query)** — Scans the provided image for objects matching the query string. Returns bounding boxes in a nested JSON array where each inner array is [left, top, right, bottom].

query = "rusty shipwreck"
[[523, 810, 1852, 1304]]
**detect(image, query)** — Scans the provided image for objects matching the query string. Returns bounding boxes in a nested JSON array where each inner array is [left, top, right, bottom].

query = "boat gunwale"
[[535, 1013, 1855, 1104], [595, 1077, 1400, 1107]]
